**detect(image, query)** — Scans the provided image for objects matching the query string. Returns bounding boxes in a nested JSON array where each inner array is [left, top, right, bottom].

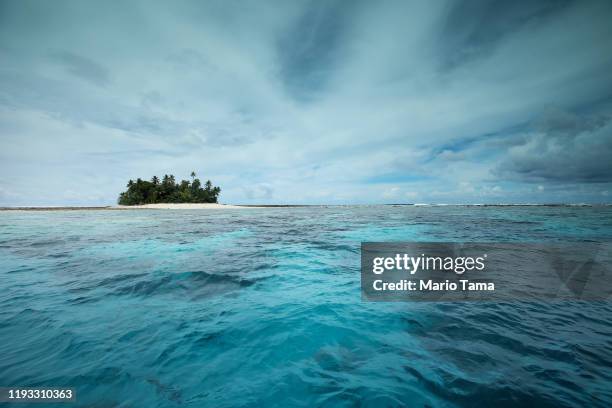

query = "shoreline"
[[114, 203, 260, 210], [0, 203, 263, 211], [1, 203, 610, 211]]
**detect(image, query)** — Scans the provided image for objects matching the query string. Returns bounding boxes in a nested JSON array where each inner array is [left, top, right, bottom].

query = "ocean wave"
[[1, 206, 611, 406]]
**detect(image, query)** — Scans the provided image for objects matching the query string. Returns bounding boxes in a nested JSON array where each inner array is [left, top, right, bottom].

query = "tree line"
[[118, 172, 221, 205]]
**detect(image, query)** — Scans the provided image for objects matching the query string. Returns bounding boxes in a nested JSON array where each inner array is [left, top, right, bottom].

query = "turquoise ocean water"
[[1, 206, 611, 407]]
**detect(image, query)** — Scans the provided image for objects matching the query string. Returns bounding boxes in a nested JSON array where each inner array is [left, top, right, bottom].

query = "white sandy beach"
[[114, 203, 258, 210]]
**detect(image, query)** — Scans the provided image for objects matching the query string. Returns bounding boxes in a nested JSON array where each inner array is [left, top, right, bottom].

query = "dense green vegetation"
[[118, 172, 221, 205]]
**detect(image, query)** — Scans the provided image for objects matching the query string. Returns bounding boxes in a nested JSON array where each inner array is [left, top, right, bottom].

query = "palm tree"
[[118, 172, 221, 205]]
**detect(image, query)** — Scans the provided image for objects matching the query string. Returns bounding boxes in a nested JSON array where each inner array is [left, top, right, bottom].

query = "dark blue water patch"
[[113, 270, 264, 298]]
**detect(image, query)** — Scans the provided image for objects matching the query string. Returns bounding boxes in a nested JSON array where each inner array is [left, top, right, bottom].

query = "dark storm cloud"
[[437, 0, 573, 71], [276, 0, 356, 101], [496, 110, 612, 183]]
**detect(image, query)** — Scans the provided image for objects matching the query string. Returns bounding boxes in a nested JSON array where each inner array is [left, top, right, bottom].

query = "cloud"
[[0, 0, 612, 205], [382, 186, 400, 199], [437, 0, 572, 71], [244, 183, 274, 200], [51, 51, 111, 87], [437, 150, 465, 161], [496, 110, 612, 183], [276, 0, 359, 102]]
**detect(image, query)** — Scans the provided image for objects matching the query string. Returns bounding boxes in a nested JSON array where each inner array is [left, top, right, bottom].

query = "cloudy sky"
[[1, 0, 612, 205]]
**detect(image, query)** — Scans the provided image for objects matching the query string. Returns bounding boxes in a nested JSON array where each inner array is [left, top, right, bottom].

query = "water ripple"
[[1, 206, 611, 407]]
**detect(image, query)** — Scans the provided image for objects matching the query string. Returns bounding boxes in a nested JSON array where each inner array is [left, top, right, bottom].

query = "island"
[[118, 172, 221, 205]]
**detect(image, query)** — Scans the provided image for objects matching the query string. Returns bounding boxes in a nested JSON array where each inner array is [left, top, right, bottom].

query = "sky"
[[1, 0, 612, 205]]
